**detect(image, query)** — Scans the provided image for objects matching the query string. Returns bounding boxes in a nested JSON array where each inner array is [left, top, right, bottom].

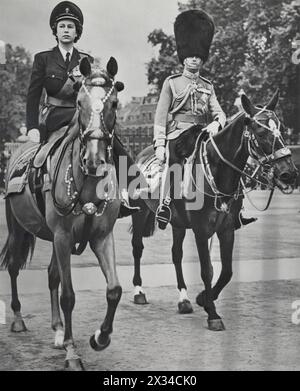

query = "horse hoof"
[[207, 319, 226, 331], [178, 300, 194, 314], [90, 334, 111, 352], [54, 329, 64, 349], [11, 320, 27, 333], [134, 293, 148, 305], [196, 292, 205, 307], [64, 358, 85, 371]]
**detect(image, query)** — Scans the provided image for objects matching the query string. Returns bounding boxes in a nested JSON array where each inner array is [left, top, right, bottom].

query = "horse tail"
[[0, 199, 36, 270]]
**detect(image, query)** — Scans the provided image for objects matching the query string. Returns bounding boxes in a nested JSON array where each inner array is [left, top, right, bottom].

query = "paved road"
[[0, 280, 300, 371], [0, 190, 299, 270], [0, 190, 299, 371]]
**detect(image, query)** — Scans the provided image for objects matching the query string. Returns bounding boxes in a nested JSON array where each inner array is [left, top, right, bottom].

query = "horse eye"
[[77, 100, 81, 107], [112, 99, 118, 109]]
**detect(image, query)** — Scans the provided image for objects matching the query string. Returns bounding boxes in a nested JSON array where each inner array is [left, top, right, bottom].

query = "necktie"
[[65, 52, 70, 68]]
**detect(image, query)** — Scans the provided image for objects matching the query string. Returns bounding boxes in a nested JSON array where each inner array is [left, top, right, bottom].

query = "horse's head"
[[76, 57, 124, 176], [241, 90, 298, 190]]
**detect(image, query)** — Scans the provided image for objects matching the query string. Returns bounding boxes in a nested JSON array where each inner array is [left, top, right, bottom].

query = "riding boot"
[[118, 189, 140, 218], [235, 212, 257, 230], [156, 196, 172, 230]]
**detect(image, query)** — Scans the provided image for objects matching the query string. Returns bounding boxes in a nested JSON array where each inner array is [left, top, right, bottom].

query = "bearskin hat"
[[174, 10, 215, 64]]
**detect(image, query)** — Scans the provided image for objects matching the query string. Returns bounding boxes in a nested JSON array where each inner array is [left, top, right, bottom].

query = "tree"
[[238, 0, 300, 131], [146, 29, 180, 92], [146, 0, 299, 134], [0, 44, 32, 189], [0, 44, 32, 141]]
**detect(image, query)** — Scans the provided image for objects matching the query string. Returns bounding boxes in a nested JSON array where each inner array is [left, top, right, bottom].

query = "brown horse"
[[0, 57, 125, 370], [130, 91, 298, 330]]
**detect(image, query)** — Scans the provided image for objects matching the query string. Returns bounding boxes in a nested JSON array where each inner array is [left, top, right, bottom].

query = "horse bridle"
[[52, 74, 118, 217], [244, 107, 291, 167], [78, 76, 117, 175], [199, 107, 292, 211]]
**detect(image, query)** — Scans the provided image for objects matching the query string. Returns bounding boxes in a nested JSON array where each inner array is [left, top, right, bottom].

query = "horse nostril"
[[97, 159, 106, 166]]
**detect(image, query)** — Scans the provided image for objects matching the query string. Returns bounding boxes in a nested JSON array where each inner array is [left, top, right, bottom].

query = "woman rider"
[[26, 1, 138, 216]]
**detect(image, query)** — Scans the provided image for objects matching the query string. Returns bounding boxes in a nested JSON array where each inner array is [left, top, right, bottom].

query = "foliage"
[[147, 29, 181, 92], [0, 44, 32, 141], [0, 44, 32, 188], [146, 0, 299, 133]]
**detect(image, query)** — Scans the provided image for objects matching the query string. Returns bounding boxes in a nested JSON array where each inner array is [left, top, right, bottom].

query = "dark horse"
[[0, 57, 125, 370], [131, 91, 298, 331]]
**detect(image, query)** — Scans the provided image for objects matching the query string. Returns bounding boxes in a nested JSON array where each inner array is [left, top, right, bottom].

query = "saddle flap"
[[33, 126, 69, 168], [137, 155, 163, 197]]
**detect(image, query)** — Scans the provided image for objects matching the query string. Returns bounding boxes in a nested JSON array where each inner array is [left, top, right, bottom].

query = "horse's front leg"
[[54, 232, 84, 371], [48, 244, 64, 349], [131, 208, 153, 305], [172, 226, 193, 314], [194, 232, 225, 331], [89, 231, 122, 351]]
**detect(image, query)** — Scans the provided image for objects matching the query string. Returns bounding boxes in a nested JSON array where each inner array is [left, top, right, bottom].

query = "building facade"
[[117, 94, 158, 157]]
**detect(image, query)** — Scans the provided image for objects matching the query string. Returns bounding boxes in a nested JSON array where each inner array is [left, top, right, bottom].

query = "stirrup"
[[235, 213, 257, 230], [156, 197, 172, 230]]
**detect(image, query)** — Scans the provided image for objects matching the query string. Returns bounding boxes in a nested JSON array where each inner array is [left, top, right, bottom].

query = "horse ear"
[[107, 57, 118, 77], [241, 94, 255, 117], [80, 57, 91, 77], [266, 89, 280, 111], [115, 81, 124, 92]]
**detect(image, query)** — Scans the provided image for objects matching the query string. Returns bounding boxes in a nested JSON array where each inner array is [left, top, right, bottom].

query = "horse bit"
[[200, 106, 291, 212], [63, 75, 117, 217]]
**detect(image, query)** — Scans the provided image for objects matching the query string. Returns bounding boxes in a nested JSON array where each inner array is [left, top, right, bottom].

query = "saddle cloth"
[[137, 154, 204, 201], [5, 142, 39, 196]]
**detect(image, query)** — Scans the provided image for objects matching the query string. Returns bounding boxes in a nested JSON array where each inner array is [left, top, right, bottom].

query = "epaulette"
[[36, 49, 53, 55], [199, 75, 212, 85], [167, 73, 182, 81], [79, 51, 94, 63]]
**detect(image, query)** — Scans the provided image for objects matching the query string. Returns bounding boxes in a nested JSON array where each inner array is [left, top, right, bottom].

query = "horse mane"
[[217, 111, 245, 138], [68, 110, 81, 139]]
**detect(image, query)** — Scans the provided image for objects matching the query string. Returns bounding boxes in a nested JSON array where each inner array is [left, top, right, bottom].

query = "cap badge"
[[65, 7, 70, 13]]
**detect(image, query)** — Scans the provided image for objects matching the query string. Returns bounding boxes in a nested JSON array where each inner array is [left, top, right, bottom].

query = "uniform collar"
[[182, 68, 199, 81], [53, 46, 79, 71], [58, 45, 74, 62]]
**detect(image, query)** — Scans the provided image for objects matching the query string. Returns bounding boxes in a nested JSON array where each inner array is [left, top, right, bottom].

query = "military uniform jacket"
[[26, 46, 93, 141], [153, 70, 226, 148]]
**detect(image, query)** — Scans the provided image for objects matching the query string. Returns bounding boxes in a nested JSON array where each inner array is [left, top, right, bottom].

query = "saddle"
[[33, 126, 69, 169], [138, 128, 207, 200], [5, 112, 79, 201]]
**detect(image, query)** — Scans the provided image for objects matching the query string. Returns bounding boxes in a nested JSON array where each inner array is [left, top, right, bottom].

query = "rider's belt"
[[46, 96, 76, 108], [173, 113, 205, 125]]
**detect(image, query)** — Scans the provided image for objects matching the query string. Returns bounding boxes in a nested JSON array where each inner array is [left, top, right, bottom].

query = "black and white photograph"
[[0, 0, 299, 374]]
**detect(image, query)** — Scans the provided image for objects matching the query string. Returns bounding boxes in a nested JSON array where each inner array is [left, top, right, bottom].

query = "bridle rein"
[[198, 107, 292, 212], [52, 73, 118, 218], [79, 75, 117, 174]]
